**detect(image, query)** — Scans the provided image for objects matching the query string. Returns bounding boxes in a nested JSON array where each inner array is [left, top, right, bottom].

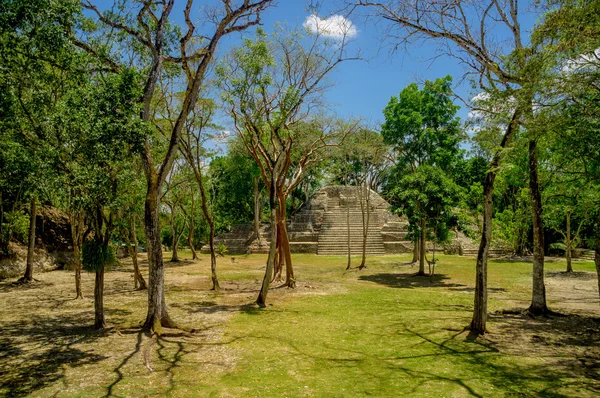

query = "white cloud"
[[303, 14, 357, 39]]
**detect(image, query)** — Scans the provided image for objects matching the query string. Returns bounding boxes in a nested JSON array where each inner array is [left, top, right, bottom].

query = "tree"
[[0, 0, 79, 282], [332, 128, 389, 270], [219, 28, 356, 305], [356, 0, 556, 332], [179, 98, 222, 289], [382, 76, 463, 276], [531, 0, 600, 300], [78, 0, 274, 333]]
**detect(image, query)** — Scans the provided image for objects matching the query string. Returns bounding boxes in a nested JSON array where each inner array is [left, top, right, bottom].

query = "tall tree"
[[78, 0, 274, 333], [382, 76, 463, 276], [219, 28, 356, 305], [356, 0, 552, 332]]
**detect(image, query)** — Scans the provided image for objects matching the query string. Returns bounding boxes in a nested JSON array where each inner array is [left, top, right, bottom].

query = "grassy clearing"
[[0, 252, 598, 397]]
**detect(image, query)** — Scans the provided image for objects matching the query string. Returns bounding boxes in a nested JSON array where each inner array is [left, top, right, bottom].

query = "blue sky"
[[255, 2, 471, 124], [91, 1, 540, 128]]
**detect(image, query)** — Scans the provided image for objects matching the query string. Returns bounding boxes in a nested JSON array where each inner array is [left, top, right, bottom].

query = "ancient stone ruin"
[[205, 185, 412, 255]]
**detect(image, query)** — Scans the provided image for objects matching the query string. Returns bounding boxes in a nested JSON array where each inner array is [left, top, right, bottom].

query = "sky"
[[90, 0, 541, 131], [248, 1, 471, 124]]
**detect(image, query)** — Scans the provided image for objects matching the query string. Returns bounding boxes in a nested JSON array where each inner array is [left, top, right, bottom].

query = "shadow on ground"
[[0, 313, 108, 397], [358, 272, 466, 289]]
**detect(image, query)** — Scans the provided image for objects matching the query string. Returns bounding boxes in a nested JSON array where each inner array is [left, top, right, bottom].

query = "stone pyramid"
[[204, 185, 412, 255]]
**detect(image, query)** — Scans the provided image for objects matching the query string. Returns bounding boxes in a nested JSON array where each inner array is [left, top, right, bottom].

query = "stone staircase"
[[317, 192, 409, 255]]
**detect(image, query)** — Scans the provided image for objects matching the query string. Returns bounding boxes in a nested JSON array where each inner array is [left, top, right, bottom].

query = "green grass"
[[0, 252, 598, 397]]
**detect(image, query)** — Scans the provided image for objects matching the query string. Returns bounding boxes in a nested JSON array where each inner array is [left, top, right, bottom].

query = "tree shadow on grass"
[[0, 313, 108, 397], [0, 279, 54, 293], [358, 272, 466, 289]]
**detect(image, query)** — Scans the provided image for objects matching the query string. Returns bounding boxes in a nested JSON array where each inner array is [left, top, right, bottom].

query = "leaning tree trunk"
[[126, 219, 147, 290], [142, 177, 175, 334], [470, 109, 520, 335], [257, 176, 279, 307], [22, 197, 37, 282], [565, 212, 573, 273], [528, 139, 548, 315], [191, 165, 220, 290], [595, 210, 600, 305]]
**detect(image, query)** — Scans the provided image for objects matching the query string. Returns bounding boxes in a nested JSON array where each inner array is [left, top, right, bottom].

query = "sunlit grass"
[[0, 252, 597, 397]]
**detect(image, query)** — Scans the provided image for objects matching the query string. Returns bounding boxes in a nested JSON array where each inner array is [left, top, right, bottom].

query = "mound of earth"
[[0, 205, 73, 279]]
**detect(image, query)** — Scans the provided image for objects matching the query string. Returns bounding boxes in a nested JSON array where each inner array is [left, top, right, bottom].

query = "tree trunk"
[[281, 220, 295, 287], [276, 191, 295, 287], [595, 210, 600, 305], [188, 195, 197, 260], [418, 217, 426, 276], [565, 212, 573, 273], [142, 178, 175, 334], [470, 109, 520, 335], [209, 221, 220, 291], [169, 205, 179, 262], [359, 185, 370, 270], [257, 175, 278, 307], [411, 238, 419, 263], [128, 218, 147, 290], [70, 211, 84, 298], [253, 177, 262, 242], [346, 198, 351, 270], [23, 197, 36, 282], [528, 139, 548, 315], [94, 267, 105, 329], [193, 165, 220, 290]]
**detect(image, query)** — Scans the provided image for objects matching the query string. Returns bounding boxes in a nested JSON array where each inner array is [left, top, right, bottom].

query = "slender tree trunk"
[[565, 212, 573, 273], [188, 195, 197, 260], [208, 220, 219, 290], [470, 109, 520, 335], [94, 266, 105, 329], [412, 238, 419, 263], [70, 211, 84, 298], [142, 177, 175, 334], [359, 185, 370, 270], [257, 174, 278, 307], [594, 210, 600, 305], [418, 217, 426, 276], [22, 197, 36, 282], [193, 167, 220, 290], [169, 205, 179, 262], [276, 191, 295, 288], [126, 218, 147, 290], [346, 198, 351, 270], [281, 220, 295, 287], [528, 139, 548, 314], [253, 177, 261, 242]]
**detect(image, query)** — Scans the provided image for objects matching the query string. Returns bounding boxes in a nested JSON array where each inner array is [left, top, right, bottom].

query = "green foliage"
[[388, 165, 463, 243], [82, 240, 115, 272], [1, 210, 29, 249], [216, 243, 228, 257], [210, 151, 261, 231], [382, 75, 463, 170]]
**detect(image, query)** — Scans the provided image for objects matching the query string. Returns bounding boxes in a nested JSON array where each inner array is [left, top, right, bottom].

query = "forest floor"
[[0, 252, 598, 397]]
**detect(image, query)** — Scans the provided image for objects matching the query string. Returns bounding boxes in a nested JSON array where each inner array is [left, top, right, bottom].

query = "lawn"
[[0, 252, 598, 397]]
